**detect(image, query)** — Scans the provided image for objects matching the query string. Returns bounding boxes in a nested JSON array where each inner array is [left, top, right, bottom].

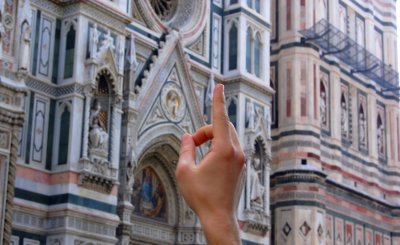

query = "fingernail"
[[181, 134, 190, 144]]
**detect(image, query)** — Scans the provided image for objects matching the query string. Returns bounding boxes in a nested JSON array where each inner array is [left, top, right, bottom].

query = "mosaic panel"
[[132, 167, 167, 221]]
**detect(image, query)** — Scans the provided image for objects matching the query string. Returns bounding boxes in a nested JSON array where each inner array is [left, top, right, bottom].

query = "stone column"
[[81, 87, 92, 160]]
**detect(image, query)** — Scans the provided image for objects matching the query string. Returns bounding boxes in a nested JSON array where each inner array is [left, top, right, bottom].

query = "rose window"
[[149, 0, 177, 21]]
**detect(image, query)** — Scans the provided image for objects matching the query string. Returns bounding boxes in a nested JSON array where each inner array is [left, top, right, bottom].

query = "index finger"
[[212, 84, 231, 142]]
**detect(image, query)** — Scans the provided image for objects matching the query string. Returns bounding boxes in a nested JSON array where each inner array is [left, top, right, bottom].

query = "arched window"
[[377, 114, 384, 156], [320, 80, 328, 128], [358, 103, 367, 149], [254, 33, 261, 77], [246, 28, 252, 73], [58, 107, 70, 165], [229, 24, 238, 70], [247, 0, 252, 8], [340, 93, 349, 139], [228, 99, 237, 128], [255, 0, 260, 13], [64, 25, 76, 79]]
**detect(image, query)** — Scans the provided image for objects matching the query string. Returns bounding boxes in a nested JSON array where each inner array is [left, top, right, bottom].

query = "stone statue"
[[19, 23, 32, 71], [377, 123, 384, 155], [126, 160, 135, 190], [359, 111, 366, 148], [117, 37, 124, 72], [127, 34, 138, 69], [246, 100, 255, 129], [249, 156, 264, 208], [89, 24, 99, 59], [99, 31, 114, 53], [89, 99, 109, 151], [264, 107, 272, 140], [320, 91, 327, 126], [341, 101, 348, 138]]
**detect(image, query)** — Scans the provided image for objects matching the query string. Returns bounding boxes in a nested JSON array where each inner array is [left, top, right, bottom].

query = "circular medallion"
[[149, 0, 177, 22], [3, 13, 14, 30], [161, 83, 186, 122]]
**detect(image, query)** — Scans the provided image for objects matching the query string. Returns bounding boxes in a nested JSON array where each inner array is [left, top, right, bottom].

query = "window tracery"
[[149, 0, 177, 21]]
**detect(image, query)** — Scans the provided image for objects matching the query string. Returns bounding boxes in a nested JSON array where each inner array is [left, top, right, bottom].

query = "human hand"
[[176, 84, 245, 244]]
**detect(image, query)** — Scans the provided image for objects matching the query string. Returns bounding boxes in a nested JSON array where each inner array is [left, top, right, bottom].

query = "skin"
[[176, 84, 245, 245]]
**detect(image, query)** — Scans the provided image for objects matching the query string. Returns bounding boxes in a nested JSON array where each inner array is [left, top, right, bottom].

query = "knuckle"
[[236, 150, 246, 166]]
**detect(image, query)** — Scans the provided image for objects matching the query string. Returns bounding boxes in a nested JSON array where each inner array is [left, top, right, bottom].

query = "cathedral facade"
[[0, 0, 399, 245]]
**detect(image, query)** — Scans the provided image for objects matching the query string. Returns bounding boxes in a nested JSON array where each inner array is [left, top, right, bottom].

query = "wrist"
[[198, 210, 241, 245]]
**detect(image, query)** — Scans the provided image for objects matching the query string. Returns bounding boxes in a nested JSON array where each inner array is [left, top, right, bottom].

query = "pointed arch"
[[228, 22, 238, 70], [246, 27, 253, 73], [254, 32, 262, 78], [64, 24, 76, 79]]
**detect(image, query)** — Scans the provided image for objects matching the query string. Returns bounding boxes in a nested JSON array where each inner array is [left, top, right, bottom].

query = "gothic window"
[[320, 72, 329, 130], [286, 62, 292, 117], [246, 28, 253, 73], [340, 93, 349, 139], [247, 0, 252, 8], [255, 0, 260, 13], [300, 62, 307, 117], [58, 107, 70, 165], [228, 99, 237, 128], [377, 105, 386, 160], [64, 25, 76, 79], [358, 95, 367, 151], [228, 23, 238, 70], [254, 33, 261, 78]]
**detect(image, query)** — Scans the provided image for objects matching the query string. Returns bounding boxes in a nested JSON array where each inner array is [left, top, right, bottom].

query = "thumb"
[[177, 134, 196, 175]]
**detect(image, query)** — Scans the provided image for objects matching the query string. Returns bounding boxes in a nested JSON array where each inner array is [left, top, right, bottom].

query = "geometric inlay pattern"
[[282, 222, 292, 237], [299, 221, 311, 237]]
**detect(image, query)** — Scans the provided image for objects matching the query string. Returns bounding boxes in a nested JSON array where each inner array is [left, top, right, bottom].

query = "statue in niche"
[[126, 160, 135, 190], [320, 90, 327, 127], [89, 24, 99, 59], [359, 107, 366, 148], [341, 98, 348, 138], [249, 155, 264, 209], [377, 119, 384, 155], [126, 34, 138, 69], [19, 23, 31, 71], [246, 100, 255, 129], [99, 31, 114, 53], [89, 99, 109, 151], [264, 107, 272, 140]]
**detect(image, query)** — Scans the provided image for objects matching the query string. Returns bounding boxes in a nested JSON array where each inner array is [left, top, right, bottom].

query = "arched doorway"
[[129, 136, 190, 245]]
